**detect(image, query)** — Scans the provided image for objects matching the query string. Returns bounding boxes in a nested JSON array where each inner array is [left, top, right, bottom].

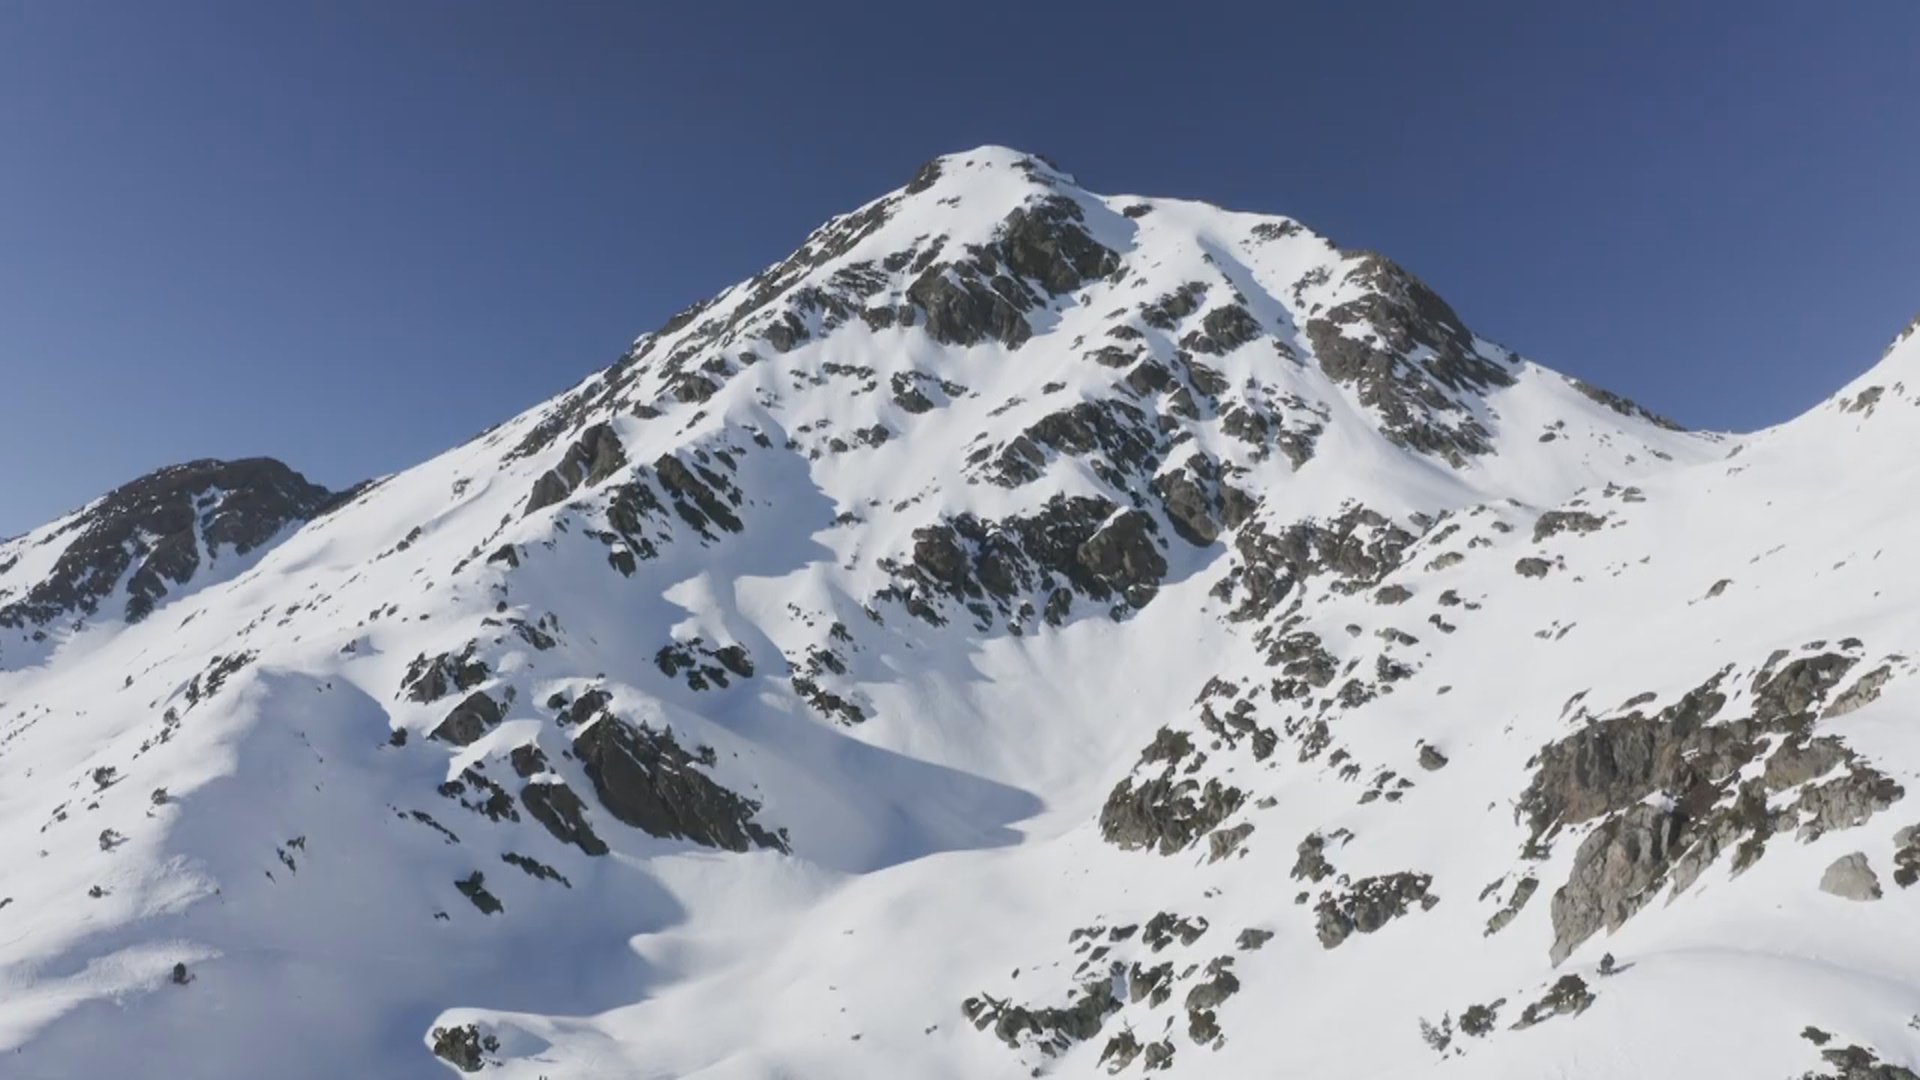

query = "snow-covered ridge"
[[2, 146, 1911, 1080]]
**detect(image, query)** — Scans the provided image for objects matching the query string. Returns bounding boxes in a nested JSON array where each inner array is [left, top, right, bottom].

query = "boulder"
[[1820, 852, 1882, 901]]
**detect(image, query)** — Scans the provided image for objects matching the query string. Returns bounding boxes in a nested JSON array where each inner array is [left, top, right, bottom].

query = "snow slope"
[[2, 146, 1912, 1080]]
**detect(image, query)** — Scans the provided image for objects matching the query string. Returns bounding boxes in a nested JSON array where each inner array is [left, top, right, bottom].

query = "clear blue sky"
[[2, 2, 1915, 535]]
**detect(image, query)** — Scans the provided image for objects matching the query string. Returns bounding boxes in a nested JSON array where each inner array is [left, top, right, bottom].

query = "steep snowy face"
[[12, 145, 1886, 1080]]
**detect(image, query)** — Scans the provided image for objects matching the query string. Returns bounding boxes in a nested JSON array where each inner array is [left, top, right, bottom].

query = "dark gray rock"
[[1548, 804, 1671, 963], [429, 1024, 495, 1073], [572, 713, 786, 853], [521, 780, 609, 856], [401, 646, 490, 705], [0, 458, 332, 629], [1100, 769, 1244, 856], [1221, 505, 1414, 622], [1315, 872, 1437, 949], [1805, 1044, 1920, 1080], [1484, 876, 1537, 936], [1100, 1030, 1143, 1071], [1532, 510, 1608, 542], [1301, 253, 1513, 463], [1565, 376, 1684, 430], [1235, 927, 1274, 950], [962, 976, 1120, 1054], [998, 195, 1119, 295], [1511, 975, 1595, 1029], [883, 494, 1172, 627], [429, 691, 503, 746], [1824, 665, 1892, 719], [908, 267, 1031, 349], [524, 422, 627, 516], [454, 872, 503, 915], [653, 453, 745, 537]]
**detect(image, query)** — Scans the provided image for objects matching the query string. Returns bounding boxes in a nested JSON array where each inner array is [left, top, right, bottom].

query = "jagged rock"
[[1484, 876, 1538, 936], [1459, 1000, 1504, 1037], [508, 744, 548, 778], [0, 458, 332, 628], [1141, 911, 1209, 951], [1519, 674, 1732, 838], [1515, 557, 1553, 578], [1193, 304, 1262, 353], [1418, 745, 1450, 771], [1794, 763, 1904, 841], [1566, 376, 1683, 429], [1548, 804, 1670, 963], [1807, 1044, 1920, 1080], [963, 976, 1120, 1053], [1184, 956, 1239, 1012], [1151, 454, 1254, 546], [998, 194, 1119, 295], [1752, 652, 1857, 727], [1893, 825, 1920, 887], [1100, 768, 1244, 856], [572, 714, 785, 852], [1301, 253, 1512, 462], [454, 872, 502, 915], [902, 156, 942, 193], [1222, 506, 1415, 621], [1820, 852, 1882, 901], [1511, 975, 1595, 1029], [1183, 958, 1238, 1045], [524, 422, 627, 515], [401, 646, 490, 705], [653, 453, 745, 537], [1315, 872, 1437, 949], [520, 780, 609, 856], [1235, 928, 1274, 950], [1100, 1030, 1142, 1072], [1207, 822, 1254, 861], [429, 691, 503, 746], [1077, 509, 1167, 608], [909, 266, 1031, 349], [887, 494, 1169, 624], [1532, 510, 1607, 542], [1141, 282, 1208, 328], [1291, 833, 1336, 882], [1823, 665, 1892, 719], [980, 399, 1159, 489], [656, 638, 754, 691], [429, 1024, 497, 1073], [1128, 961, 1174, 1006]]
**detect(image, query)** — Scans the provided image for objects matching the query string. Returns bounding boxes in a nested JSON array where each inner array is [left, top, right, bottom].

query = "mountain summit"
[[3, 148, 1914, 1080]]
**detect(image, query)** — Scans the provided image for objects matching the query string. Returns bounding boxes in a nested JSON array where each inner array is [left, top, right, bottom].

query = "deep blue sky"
[[2, 2, 1915, 535]]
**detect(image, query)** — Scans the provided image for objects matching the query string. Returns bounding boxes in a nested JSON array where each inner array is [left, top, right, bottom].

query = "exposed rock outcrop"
[[571, 713, 786, 852], [0, 458, 331, 628]]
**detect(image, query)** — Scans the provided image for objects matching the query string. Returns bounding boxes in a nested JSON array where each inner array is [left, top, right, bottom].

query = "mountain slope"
[[7, 147, 1913, 1080]]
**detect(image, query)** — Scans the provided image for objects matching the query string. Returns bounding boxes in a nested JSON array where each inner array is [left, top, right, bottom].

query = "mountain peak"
[[24, 153, 1901, 1080]]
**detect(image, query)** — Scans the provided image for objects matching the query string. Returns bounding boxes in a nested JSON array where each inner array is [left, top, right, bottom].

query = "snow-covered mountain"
[[2, 145, 1914, 1080]]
